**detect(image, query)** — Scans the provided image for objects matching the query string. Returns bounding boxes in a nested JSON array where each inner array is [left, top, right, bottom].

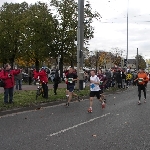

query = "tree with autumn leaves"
[[0, 0, 101, 75], [85, 48, 124, 69]]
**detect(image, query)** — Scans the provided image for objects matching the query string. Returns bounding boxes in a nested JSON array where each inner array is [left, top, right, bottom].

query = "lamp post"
[[126, 0, 129, 66], [77, 0, 84, 90]]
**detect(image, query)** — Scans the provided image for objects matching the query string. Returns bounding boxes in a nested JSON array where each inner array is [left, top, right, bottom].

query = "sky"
[[0, 0, 150, 59]]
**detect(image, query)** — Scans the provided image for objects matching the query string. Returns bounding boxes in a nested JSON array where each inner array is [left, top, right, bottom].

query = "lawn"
[[0, 86, 122, 111], [0, 87, 90, 111]]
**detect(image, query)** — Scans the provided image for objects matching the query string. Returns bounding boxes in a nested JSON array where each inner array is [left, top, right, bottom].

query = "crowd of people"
[[0, 63, 149, 112]]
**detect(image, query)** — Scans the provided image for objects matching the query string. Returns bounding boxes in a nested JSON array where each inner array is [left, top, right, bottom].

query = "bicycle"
[[35, 79, 44, 100]]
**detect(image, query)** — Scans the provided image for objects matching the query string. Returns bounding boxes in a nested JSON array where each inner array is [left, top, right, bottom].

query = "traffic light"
[[124, 59, 127, 67]]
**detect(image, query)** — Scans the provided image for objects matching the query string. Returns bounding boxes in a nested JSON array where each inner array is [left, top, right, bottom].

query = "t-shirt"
[[66, 73, 78, 85], [137, 73, 148, 85], [90, 75, 100, 91]]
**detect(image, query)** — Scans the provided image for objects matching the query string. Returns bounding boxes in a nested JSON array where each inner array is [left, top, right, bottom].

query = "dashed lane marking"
[[47, 113, 110, 137]]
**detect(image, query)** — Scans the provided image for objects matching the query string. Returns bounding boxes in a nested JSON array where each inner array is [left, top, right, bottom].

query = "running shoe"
[[88, 107, 92, 113], [102, 102, 106, 109], [144, 99, 146, 103], [104, 99, 106, 103], [78, 96, 80, 102], [65, 102, 69, 107], [138, 101, 141, 105]]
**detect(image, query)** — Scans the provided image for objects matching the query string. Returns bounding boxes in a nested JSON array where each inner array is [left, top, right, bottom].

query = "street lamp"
[[77, 0, 84, 90], [126, 0, 129, 65]]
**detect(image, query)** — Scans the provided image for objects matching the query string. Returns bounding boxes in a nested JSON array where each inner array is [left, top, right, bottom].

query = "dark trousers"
[[138, 85, 146, 100], [42, 83, 48, 99], [29, 77, 32, 85], [16, 79, 22, 90], [54, 82, 58, 94], [4, 87, 14, 103]]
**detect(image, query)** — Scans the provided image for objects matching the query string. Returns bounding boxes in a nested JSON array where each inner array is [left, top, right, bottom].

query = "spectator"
[[53, 69, 60, 95], [37, 68, 48, 99], [0, 63, 20, 104], [15, 67, 23, 90], [28, 68, 33, 85]]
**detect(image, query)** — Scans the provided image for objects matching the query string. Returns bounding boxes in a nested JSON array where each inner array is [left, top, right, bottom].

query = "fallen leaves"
[[35, 107, 44, 110]]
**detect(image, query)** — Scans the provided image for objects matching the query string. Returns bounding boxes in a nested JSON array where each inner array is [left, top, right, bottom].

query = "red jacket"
[[0, 69, 20, 88], [37, 70, 48, 83], [33, 70, 39, 79]]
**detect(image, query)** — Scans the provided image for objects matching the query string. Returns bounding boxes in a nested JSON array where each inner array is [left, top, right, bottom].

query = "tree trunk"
[[59, 57, 63, 79], [35, 59, 40, 71], [9, 57, 15, 69]]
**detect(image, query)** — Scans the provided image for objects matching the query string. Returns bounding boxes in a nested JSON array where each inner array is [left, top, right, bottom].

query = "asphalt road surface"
[[0, 84, 150, 150]]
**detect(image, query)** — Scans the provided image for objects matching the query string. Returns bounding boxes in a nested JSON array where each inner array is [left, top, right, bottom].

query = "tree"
[[22, 2, 55, 71], [0, 2, 28, 67], [135, 55, 146, 69], [50, 0, 101, 77], [111, 47, 124, 66]]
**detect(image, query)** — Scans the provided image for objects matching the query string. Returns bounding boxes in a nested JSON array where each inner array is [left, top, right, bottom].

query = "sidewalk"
[[0, 83, 67, 94]]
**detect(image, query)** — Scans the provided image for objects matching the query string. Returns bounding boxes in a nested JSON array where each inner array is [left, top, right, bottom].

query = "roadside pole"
[[77, 0, 84, 90], [136, 48, 139, 71]]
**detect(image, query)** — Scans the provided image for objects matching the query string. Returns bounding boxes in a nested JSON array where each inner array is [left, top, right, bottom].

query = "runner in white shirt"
[[88, 70, 105, 113]]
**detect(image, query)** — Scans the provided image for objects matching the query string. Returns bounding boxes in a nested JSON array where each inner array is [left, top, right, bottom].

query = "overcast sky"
[[0, 0, 150, 59]]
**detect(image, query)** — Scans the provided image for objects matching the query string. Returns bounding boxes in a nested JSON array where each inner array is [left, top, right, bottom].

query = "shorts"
[[99, 90, 103, 95], [90, 91, 100, 99], [66, 84, 69, 90], [68, 85, 75, 92]]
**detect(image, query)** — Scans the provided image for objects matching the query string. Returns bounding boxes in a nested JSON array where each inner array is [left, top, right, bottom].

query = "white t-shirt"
[[90, 75, 100, 91]]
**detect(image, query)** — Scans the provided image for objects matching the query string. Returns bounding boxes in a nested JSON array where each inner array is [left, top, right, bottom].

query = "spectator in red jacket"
[[35, 68, 48, 99], [0, 63, 20, 104]]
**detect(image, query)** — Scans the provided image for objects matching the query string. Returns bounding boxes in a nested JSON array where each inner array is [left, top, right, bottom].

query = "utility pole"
[[77, 0, 84, 90], [126, 0, 129, 67], [136, 48, 139, 71]]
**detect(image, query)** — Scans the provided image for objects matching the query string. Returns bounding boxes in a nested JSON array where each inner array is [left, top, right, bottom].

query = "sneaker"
[[88, 107, 92, 113], [104, 99, 106, 103], [144, 99, 146, 103], [102, 102, 106, 109], [77, 96, 80, 102], [138, 101, 141, 105], [65, 102, 69, 107]]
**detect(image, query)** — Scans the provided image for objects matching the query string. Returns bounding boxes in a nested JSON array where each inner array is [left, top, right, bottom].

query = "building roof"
[[127, 59, 136, 64]]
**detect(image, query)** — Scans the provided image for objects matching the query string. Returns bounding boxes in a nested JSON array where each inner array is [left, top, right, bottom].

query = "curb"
[[0, 88, 129, 117]]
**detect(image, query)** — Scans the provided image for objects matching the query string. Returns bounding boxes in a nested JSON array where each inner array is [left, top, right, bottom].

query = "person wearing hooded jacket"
[[36, 68, 48, 99], [0, 63, 20, 104]]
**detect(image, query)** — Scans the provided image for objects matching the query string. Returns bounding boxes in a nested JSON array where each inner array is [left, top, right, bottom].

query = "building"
[[127, 59, 136, 69]]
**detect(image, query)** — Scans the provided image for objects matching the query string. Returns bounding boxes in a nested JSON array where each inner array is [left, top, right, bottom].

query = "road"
[[0, 84, 150, 150]]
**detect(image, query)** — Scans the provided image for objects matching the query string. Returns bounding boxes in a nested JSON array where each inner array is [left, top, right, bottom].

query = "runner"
[[134, 69, 149, 105], [97, 69, 106, 103], [88, 70, 105, 113], [65, 67, 79, 106]]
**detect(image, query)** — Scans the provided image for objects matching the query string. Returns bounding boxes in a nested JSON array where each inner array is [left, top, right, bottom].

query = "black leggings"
[[138, 85, 146, 100], [42, 83, 48, 99]]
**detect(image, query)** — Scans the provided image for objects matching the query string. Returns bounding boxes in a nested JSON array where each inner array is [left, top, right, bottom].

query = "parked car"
[[49, 71, 55, 82], [22, 72, 29, 83]]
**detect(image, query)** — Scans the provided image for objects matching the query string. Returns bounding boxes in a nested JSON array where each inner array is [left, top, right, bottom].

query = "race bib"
[[138, 78, 143, 83], [68, 78, 73, 83]]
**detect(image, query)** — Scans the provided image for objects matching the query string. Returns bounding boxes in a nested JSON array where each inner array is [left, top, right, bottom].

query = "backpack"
[[0, 79, 5, 87], [0, 71, 5, 87]]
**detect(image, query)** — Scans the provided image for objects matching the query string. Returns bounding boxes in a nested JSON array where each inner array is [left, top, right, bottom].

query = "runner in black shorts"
[[65, 67, 79, 106], [88, 70, 105, 113]]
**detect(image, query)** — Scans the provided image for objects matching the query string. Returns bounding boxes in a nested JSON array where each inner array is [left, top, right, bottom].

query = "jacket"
[[15, 72, 23, 80], [0, 69, 20, 88], [53, 70, 60, 83], [37, 70, 48, 83]]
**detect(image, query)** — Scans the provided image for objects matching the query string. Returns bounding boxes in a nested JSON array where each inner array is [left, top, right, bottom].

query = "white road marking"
[[47, 113, 110, 137]]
